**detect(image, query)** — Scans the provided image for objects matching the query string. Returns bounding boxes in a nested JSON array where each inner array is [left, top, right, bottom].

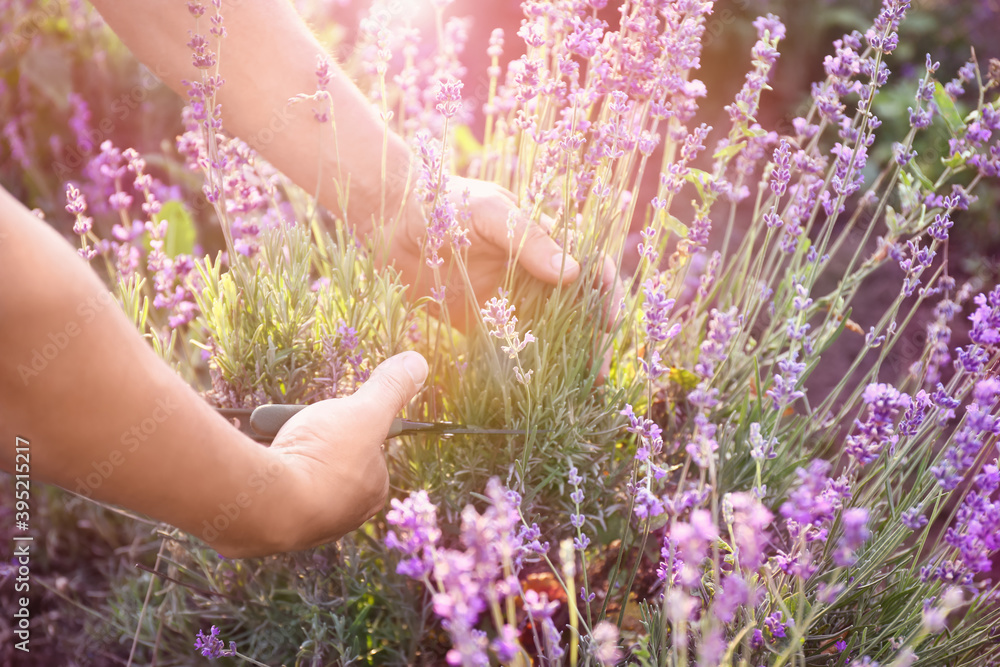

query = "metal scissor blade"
[[239, 404, 535, 442], [391, 419, 532, 437]]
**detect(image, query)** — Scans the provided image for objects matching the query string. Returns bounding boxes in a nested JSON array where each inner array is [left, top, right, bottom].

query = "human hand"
[[214, 352, 428, 556], [384, 176, 623, 332]]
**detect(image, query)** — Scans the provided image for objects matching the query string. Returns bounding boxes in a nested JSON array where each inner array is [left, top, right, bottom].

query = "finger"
[[505, 212, 581, 286], [600, 255, 626, 331], [496, 185, 518, 205], [466, 182, 581, 286], [349, 351, 428, 435]]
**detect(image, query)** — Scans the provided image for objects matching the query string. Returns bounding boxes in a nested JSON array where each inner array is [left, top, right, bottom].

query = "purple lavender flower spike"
[[695, 307, 742, 378], [845, 383, 911, 465], [194, 625, 237, 659], [901, 507, 928, 531], [385, 490, 441, 578], [834, 507, 871, 566], [765, 611, 789, 640]]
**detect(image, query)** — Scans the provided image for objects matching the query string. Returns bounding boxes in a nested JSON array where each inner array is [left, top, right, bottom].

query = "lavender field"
[[1, 0, 999, 665]]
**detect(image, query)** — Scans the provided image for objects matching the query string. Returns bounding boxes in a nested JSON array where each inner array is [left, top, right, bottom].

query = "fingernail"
[[551, 252, 579, 274], [401, 352, 428, 388]]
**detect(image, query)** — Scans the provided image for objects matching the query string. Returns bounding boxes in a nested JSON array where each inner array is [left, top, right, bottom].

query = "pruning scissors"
[[216, 405, 535, 444]]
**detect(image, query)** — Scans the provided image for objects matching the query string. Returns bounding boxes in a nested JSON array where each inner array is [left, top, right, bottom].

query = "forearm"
[[0, 189, 296, 556], [88, 0, 414, 237]]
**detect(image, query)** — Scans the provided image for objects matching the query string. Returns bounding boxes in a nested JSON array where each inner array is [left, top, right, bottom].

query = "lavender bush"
[[7, 0, 1000, 664]]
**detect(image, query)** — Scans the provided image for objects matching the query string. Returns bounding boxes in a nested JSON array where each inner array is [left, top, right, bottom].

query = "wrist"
[[202, 444, 301, 558]]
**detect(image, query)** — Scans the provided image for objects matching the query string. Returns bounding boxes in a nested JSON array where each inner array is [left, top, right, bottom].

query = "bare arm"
[[0, 189, 426, 557], [0, 0, 598, 557], [91, 0, 409, 234], [88, 0, 583, 316]]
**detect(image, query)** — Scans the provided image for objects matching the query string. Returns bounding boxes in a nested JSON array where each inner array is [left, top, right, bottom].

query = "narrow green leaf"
[[933, 81, 964, 135], [661, 212, 690, 239], [907, 161, 935, 192], [685, 168, 712, 201], [713, 140, 746, 161]]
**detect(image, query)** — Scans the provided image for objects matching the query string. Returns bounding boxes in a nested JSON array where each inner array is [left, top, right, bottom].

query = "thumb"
[[349, 351, 428, 432], [516, 223, 582, 286]]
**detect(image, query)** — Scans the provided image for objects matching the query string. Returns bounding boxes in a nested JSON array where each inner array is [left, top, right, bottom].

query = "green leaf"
[[156, 201, 197, 257], [942, 151, 969, 169], [742, 125, 768, 139], [685, 168, 712, 201], [661, 212, 689, 239], [713, 141, 746, 161], [907, 161, 935, 192], [668, 367, 699, 391], [884, 206, 900, 233], [932, 81, 964, 135]]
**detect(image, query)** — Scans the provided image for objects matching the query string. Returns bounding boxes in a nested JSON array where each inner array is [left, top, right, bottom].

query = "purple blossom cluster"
[[834, 507, 871, 567], [724, 15, 784, 128], [766, 350, 807, 411], [669, 509, 719, 587], [695, 307, 742, 379], [414, 129, 471, 269], [968, 286, 1000, 349], [641, 277, 680, 345], [620, 404, 668, 519], [311, 322, 373, 399], [725, 492, 774, 571], [480, 291, 536, 385], [748, 422, 776, 464], [932, 376, 1000, 492], [472, 0, 719, 213], [385, 490, 441, 579], [385, 480, 550, 665], [943, 457, 1000, 579], [69, 140, 202, 329], [66, 184, 96, 260], [566, 466, 590, 550], [193, 625, 237, 659], [845, 383, 913, 466], [684, 409, 719, 469], [913, 279, 971, 386], [656, 494, 773, 659], [354, 2, 470, 136], [775, 460, 852, 578], [639, 274, 681, 381], [866, 0, 911, 55]]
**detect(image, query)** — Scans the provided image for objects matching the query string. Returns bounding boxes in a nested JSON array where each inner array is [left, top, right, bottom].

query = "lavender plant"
[[35, 0, 1000, 665]]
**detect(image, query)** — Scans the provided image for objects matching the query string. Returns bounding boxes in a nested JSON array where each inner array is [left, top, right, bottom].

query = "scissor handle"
[[250, 404, 408, 439], [249, 404, 303, 437]]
